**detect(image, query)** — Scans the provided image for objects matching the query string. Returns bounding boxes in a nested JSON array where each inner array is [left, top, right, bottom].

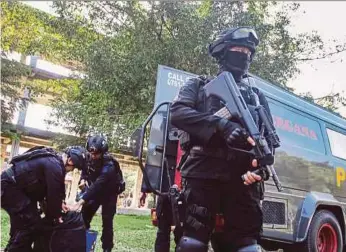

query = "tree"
[[0, 1, 100, 65], [48, 1, 343, 150], [0, 1, 99, 128], [300, 91, 346, 118], [0, 56, 31, 123], [4, 1, 344, 150]]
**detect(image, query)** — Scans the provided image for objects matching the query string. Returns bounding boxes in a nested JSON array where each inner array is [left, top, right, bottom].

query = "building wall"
[[1, 52, 147, 208], [0, 138, 145, 209]]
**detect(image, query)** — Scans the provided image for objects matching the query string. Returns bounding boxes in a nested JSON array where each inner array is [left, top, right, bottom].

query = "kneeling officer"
[[1, 146, 87, 252]]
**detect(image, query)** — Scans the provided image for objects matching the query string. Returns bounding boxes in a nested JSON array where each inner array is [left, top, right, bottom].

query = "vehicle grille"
[[263, 200, 286, 225]]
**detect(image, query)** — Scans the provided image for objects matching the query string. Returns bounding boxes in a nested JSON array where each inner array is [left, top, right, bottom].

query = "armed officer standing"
[[70, 135, 125, 252], [171, 27, 274, 252], [1, 146, 87, 252]]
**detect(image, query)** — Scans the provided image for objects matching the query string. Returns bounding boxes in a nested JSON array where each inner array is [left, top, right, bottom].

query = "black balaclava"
[[219, 49, 251, 81]]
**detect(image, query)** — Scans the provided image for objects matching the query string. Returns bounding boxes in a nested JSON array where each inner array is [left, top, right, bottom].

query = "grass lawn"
[[1, 210, 281, 252], [1, 210, 166, 252]]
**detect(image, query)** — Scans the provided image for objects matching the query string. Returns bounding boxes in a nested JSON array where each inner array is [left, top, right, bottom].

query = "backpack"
[[10, 146, 58, 165], [106, 154, 126, 194], [33, 211, 87, 252], [9, 146, 60, 192]]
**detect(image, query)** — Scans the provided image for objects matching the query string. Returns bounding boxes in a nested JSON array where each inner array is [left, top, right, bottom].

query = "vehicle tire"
[[302, 210, 343, 252]]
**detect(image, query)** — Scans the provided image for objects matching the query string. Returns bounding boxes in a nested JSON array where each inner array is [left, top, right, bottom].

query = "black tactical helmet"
[[208, 26, 259, 60], [64, 146, 88, 170], [86, 135, 108, 154]]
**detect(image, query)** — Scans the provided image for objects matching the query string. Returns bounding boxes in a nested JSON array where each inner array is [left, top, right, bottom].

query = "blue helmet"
[[86, 135, 109, 154], [64, 146, 88, 170]]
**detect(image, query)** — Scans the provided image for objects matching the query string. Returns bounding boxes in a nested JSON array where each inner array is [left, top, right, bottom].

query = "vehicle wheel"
[[303, 210, 343, 252]]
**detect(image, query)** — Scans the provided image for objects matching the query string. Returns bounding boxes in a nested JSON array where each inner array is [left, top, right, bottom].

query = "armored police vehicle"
[[136, 64, 346, 252]]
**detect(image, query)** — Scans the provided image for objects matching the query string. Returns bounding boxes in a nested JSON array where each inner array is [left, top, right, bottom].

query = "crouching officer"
[[1, 146, 87, 252], [171, 26, 273, 252], [70, 135, 125, 252]]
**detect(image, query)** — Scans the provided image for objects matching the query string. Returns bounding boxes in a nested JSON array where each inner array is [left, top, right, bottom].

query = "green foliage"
[[1, 1, 63, 62], [300, 91, 346, 118], [0, 57, 31, 123], [3, 1, 344, 149], [0, 128, 22, 141], [1, 210, 157, 252], [50, 134, 86, 151], [0, 1, 98, 124], [122, 170, 137, 197], [0, 1, 100, 65], [47, 1, 336, 150], [1, 210, 10, 249]]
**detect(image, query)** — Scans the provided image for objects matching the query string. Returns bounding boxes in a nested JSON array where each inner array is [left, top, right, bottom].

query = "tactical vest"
[[10, 146, 58, 165], [10, 146, 60, 194], [178, 76, 261, 153], [87, 153, 125, 193], [104, 154, 125, 185]]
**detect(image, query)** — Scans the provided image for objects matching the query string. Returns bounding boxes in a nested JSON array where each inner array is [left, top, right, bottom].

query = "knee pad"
[[176, 236, 208, 252], [237, 244, 262, 252]]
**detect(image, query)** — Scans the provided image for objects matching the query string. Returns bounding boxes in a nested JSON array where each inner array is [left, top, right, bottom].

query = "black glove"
[[217, 119, 252, 149]]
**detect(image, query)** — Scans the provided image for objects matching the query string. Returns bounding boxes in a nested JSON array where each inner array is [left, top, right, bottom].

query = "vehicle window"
[[268, 101, 326, 154], [326, 128, 346, 160]]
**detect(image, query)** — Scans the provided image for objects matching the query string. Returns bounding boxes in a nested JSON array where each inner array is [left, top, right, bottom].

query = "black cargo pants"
[[1, 172, 41, 252], [154, 194, 183, 252], [181, 177, 263, 252], [81, 196, 118, 250]]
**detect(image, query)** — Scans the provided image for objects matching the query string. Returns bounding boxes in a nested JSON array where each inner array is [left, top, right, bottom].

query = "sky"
[[285, 1, 346, 116], [21, 1, 346, 121]]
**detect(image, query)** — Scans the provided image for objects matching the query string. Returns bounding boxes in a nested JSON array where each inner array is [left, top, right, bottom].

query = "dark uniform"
[[140, 152, 181, 252], [81, 136, 125, 252], [171, 27, 272, 252], [1, 146, 87, 252]]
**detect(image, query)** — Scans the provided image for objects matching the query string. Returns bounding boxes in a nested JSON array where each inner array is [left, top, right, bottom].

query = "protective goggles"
[[228, 27, 259, 46], [88, 146, 100, 154]]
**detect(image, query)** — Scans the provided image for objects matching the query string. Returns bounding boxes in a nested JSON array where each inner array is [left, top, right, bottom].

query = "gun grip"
[[241, 169, 263, 182]]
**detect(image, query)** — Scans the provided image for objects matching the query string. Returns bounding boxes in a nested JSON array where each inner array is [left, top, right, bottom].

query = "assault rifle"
[[204, 71, 283, 192]]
